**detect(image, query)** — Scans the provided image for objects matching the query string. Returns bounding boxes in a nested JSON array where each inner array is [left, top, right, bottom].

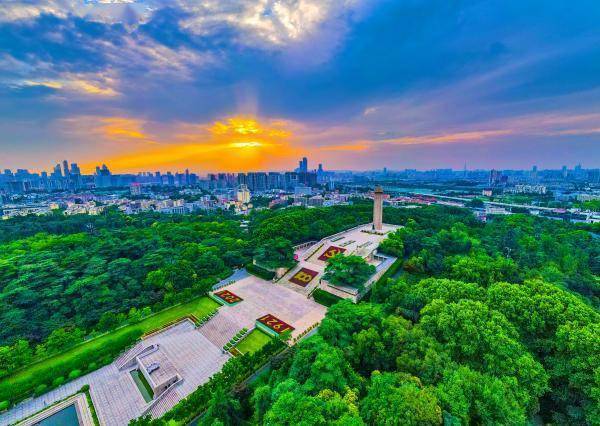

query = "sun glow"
[[80, 115, 299, 172], [229, 141, 264, 148]]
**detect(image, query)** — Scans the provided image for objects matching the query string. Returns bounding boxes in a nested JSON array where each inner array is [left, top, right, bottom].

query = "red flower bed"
[[214, 289, 243, 305], [257, 314, 295, 334], [318, 245, 346, 261], [289, 267, 319, 287]]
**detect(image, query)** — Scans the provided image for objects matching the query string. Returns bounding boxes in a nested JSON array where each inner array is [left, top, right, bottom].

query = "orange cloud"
[[319, 143, 370, 152], [97, 117, 155, 142], [80, 115, 300, 172]]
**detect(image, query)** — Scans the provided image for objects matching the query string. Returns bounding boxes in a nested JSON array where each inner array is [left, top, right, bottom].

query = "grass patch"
[[236, 329, 272, 355], [1, 296, 219, 404], [83, 388, 100, 426], [131, 370, 154, 402]]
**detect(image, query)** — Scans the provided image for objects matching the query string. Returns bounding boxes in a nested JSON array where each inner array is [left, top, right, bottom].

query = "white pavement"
[[2, 272, 327, 426], [279, 223, 400, 298], [1, 321, 228, 426], [211, 275, 327, 340]]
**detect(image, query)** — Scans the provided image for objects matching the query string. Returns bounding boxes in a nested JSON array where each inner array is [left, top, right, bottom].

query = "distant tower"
[[373, 186, 384, 231]]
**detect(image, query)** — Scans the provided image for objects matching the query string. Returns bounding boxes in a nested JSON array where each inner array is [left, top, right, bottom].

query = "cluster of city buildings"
[[2, 158, 600, 222], [0, 157, 335, 195]]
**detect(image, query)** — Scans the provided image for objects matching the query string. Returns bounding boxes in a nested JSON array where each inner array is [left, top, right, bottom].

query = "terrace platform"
[[206, 275, 327, 341], [279, 223, 400, 300], [1, 321, 229, 426]]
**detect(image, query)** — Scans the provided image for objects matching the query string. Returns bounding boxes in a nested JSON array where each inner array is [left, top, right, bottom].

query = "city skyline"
[[1, 2, 600, 172], [2, 157, 595, 177]]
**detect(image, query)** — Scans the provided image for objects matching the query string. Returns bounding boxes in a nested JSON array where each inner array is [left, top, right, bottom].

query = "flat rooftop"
[[138, 349, 178, 388]]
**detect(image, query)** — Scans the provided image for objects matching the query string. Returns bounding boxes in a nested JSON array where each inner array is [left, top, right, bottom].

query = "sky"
[[1, 0, 599, 173]]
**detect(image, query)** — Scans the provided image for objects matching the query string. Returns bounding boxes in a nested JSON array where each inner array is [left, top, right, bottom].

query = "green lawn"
[[4, 297, 219, 388], [130, 370, 154, 402], [236, 329, 272, 354]]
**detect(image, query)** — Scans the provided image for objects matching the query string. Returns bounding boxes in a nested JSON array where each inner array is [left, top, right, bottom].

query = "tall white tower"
[[373, 186, 384, 231]]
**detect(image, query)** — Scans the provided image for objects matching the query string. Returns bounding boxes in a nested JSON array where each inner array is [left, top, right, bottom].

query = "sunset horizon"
[[2, 1, 600, 172]]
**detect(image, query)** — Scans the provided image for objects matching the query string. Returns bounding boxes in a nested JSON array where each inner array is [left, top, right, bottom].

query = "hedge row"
[[312, 288, 344, 307], [292, 322, 319, 343], [0, 328, 142, 406], [246, 263, 275, 280], [223, 328, 249, 351]]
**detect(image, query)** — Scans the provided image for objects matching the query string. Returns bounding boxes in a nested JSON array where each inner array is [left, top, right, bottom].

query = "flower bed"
[[318, 246, 346, 261], [211, 289, 243, 306], [256, 314, 294, 336], [289, 267, 319, 287]]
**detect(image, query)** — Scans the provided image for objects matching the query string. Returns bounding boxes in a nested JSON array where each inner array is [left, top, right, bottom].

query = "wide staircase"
[[149, 386, 182, 418], [114, 341, 157, 370], [277, 264, 321, 297], [199, 312, 245, 348]]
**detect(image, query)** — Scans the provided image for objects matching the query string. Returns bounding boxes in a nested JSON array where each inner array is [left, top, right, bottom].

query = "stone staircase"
[[199, 312, 245, 348], [149, 386, 182, 419], [114, 341, 147, 369]]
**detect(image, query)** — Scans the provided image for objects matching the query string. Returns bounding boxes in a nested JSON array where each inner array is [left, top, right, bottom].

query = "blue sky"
[[1, 0, 599, 173]]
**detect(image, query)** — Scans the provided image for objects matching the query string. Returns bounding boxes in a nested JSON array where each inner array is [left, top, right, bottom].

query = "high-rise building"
[[53, 163, 62, 178], [268, 172, 283, 190], [297, 157, 308, 173], [62, 160, 70, 177], [237, 184, 251, 203], [94, 164, 112, 188]]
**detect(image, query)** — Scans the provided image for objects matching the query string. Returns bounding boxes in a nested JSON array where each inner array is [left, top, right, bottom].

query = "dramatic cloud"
[[1, 0, 599, 171]]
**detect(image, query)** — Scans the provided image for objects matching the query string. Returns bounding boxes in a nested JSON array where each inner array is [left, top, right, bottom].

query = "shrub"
[[312, 288, 343, 307], [0, 328, 143, 405], [68, 369, 82, 379], [246, 263, 275, 280], [34, 384, 48, 396], [52, 377, 65, 387], [80, 384, 90, 392], [87, 362, 97, 371], [0, 400, 9, 412]]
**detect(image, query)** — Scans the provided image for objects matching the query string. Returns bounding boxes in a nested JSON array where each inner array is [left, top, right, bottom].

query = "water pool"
[[35, 403, 79, 426]]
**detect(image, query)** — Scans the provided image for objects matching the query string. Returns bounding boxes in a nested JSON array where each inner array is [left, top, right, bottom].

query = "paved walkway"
[[213, 268, 250, 289], [2, 271, 326, 426], [1, 322, 228, 426], [220, 276, 327, 339]]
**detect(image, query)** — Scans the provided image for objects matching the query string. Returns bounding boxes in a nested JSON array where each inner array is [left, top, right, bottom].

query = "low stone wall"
[[17, 393, 94, 426]]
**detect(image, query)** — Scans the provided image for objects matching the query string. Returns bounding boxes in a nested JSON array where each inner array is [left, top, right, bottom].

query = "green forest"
[[162, 204, 599, 425], [0, 205, 372, 381], [1, 203, 599, 424]]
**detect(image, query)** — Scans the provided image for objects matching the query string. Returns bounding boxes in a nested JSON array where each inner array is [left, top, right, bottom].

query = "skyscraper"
[[297, 157, 308, 173], [237, 184, 251, 203], [62, 160, 70, 177]]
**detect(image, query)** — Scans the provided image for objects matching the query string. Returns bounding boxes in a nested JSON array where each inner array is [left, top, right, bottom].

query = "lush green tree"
[[436, 366, 527, 424], [360, 372, 442, 426], [378, 230, 405, 257], [323, 255, 375, 290], [202, 388, 243, 426], [550, 322, 600, 425], [253, 237, 295, 269]]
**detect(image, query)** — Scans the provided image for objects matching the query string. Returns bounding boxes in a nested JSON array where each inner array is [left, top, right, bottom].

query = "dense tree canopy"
[[1, 203, 599, 425], [322, 254, 376, 290], [218, 205, 598, 425], [0, 212, 252, 377], [253, 237, 295, 270]]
